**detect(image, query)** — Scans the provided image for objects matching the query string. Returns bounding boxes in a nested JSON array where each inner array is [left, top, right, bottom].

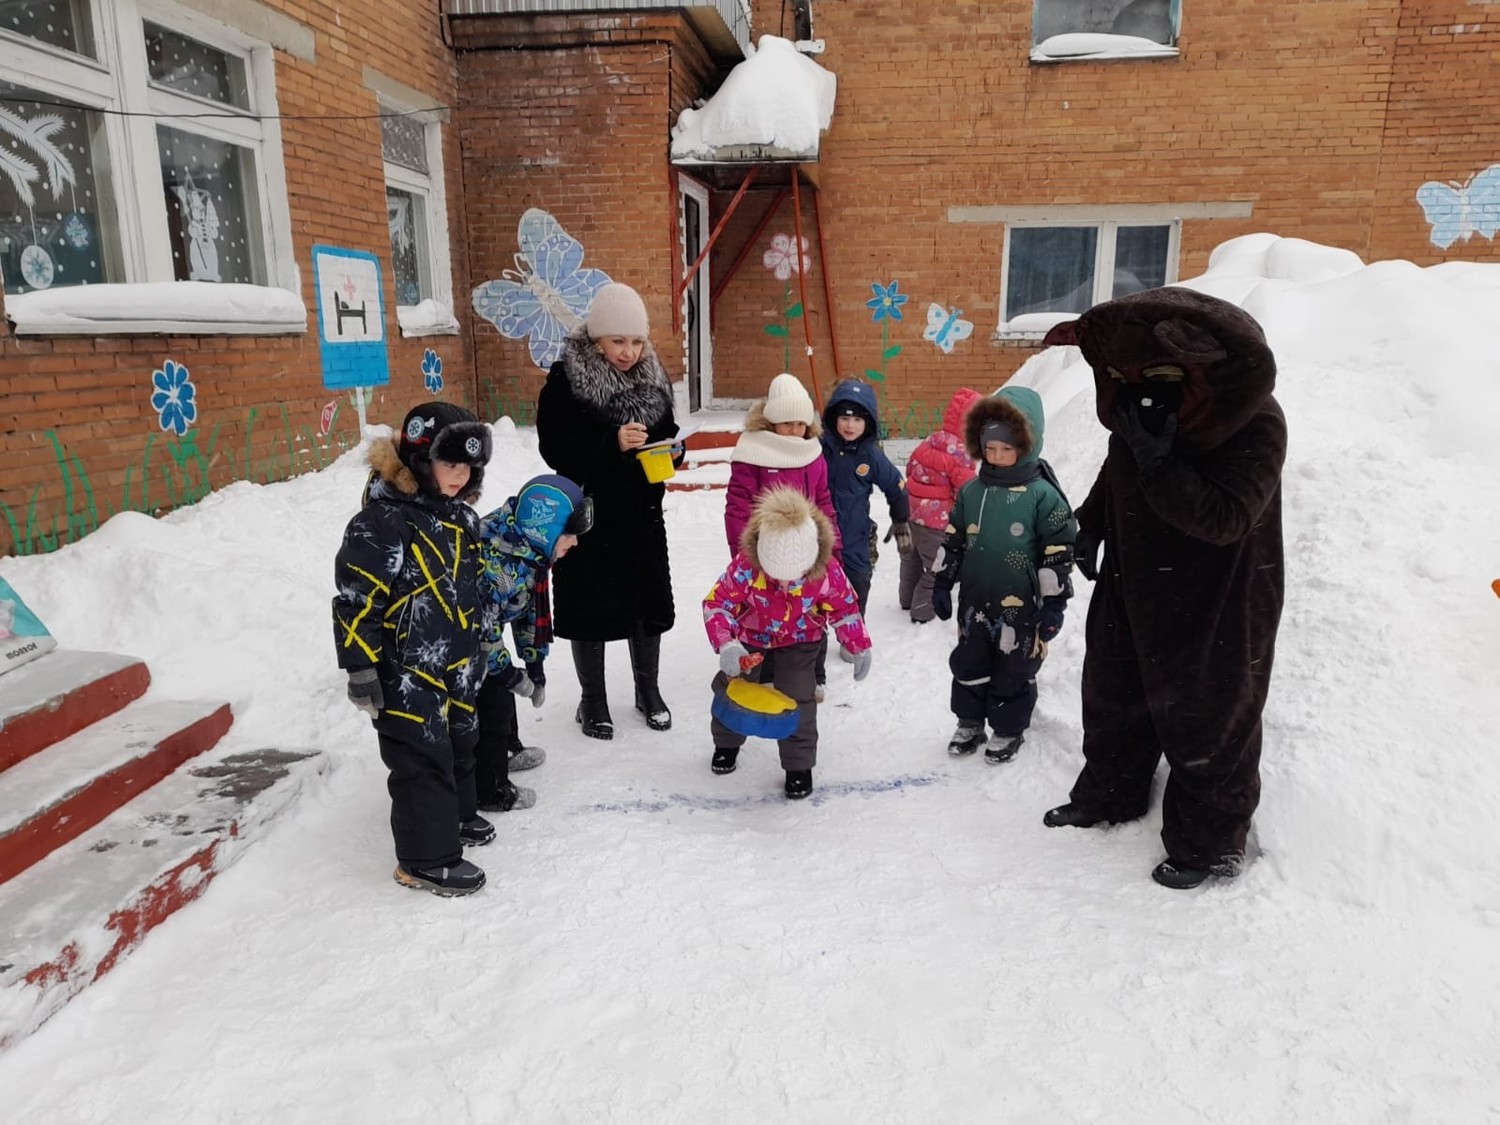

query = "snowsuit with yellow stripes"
[[332, 437, 487, 867]]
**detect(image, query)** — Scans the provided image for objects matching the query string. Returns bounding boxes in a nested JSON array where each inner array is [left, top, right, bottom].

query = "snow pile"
[[1032, 32, 1178, 61], [1, 236, 1498, 1121], [671, 35, 836, 161], [4, 281, 306, 335]]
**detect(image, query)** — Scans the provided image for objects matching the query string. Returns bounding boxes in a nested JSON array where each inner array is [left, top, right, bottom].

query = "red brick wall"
[[0, 0, 472, 556], [452, 13, 718, 424]]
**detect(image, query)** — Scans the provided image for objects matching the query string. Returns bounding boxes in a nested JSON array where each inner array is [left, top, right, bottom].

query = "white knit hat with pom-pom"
[[761, 373, 816, 426], [756, 510, 821, 583]]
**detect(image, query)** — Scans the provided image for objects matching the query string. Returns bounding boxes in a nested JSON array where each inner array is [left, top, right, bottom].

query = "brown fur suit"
[[1042, 287, 1286, 872]]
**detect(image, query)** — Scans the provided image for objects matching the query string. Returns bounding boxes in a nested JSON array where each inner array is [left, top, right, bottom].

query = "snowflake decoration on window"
[[150, 359, 198, 436]]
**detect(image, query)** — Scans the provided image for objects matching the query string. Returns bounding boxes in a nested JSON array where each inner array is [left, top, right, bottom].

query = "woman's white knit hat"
[[761, 373, 816, 426], [586, 283, 650, 339]]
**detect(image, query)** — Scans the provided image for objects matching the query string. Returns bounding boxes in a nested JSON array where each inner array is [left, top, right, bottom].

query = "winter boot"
[[984, 733, 1024, 764], [1151, 859, 1211, 890], [947, 722, 986, 757], [508, 745, 546, 772], [784, 769, 813, 800], [458, 815, 496, 847], [711, 746, 740, 775], [393, 859, 486, 897], [571, 640, 613, 740], [477, 781, 536, 814], [628, 629, 672, 731], [1043, 803, 1108, 829]]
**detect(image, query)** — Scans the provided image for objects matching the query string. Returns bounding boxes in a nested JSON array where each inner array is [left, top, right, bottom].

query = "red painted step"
[[0, 650, 151, 774], [0, 699, 234, 885]]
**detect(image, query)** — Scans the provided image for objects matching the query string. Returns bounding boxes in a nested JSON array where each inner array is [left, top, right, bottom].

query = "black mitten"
[[1113, 397, 1178, 477], [346, 668, 384, 717], [931, 583, 953, 622], [1074, 529, 1101, 582]]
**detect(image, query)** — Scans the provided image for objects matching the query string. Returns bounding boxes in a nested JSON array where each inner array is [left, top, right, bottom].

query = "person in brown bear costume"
[[1038, 287, 1286, 890]]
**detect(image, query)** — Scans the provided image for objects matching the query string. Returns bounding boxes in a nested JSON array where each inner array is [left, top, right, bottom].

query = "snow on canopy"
[[670, 35, 836, 162]]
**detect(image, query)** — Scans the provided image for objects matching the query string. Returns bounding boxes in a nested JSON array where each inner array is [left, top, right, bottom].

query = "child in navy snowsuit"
[[818, 379, 909, 693], [475, 474, 592, 814], [332, 401, 494, 897]]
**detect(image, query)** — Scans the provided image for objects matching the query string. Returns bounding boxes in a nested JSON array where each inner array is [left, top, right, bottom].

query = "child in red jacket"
[[900, 387, 981, 623]]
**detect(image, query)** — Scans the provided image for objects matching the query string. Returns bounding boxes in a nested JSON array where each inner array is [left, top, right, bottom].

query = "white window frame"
[[1031, 0, 1182, 60], [0, 0, 301, 333], [380, 101, 458, 337]]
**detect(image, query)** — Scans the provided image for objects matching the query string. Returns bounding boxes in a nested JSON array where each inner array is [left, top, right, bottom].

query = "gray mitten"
[[843, 646, 873, 682], [718, 641, 750, 679], [346, 668, 384, 717]]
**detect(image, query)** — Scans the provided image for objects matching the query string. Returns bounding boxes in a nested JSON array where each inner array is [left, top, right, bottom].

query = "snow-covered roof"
[[671, 35, 836, 163]]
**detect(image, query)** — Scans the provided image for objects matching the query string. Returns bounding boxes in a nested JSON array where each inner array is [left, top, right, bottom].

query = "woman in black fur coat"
[[536, 283, 681, 740]]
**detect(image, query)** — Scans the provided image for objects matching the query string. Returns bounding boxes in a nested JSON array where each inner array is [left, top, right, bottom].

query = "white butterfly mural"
[[472, 208, 613, 369], [1415, 164, 1500, 250], [923, 302, 974, 354]]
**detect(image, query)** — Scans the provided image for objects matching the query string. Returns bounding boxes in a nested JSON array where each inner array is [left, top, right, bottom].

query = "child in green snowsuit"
[[931, 386, 1076, 763]]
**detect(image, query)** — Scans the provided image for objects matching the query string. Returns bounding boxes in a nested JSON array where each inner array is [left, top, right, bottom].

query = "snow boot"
[[629, 629, 672, 731], [571, 640, 613, 740], [393, 859, 486, 897], [947, 722, 986, 757], [711, 746, 740, 775], [1043, 803, 1107, 828], [458, 815, 495, 847], [508, 745, 546, 772], [477, 781, 536, 814], [784, 769, 813, 800], [984, 733, 1023, 764], [1151, 859, 1211, 890]]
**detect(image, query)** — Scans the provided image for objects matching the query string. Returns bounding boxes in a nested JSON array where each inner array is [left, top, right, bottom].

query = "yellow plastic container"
[[635, 445, 677, 483]]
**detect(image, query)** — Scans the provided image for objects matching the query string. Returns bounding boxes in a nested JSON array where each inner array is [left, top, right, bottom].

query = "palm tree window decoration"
[[0, 85, 98, 295]]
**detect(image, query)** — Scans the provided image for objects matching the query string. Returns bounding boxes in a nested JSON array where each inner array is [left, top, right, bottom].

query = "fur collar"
[[364, 436, 479, 507], [740, 487, 836, 583], [560, 328, 673, 427]]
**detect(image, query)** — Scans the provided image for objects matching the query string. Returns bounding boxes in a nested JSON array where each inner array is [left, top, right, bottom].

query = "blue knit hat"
[[514, 475, 592, 558]]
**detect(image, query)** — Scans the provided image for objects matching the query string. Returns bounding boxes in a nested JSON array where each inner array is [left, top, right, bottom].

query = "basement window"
[[998, 220, 1179, 338]]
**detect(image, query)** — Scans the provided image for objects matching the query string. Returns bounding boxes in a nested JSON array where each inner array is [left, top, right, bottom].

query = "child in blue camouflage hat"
[[474, 474, 593, 811]]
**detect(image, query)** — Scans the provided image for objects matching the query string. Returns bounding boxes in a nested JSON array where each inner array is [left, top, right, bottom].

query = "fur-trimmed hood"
[[964, 387, 1046, 465], [559, 326, 673, 427], [740, 487, 837, 583], [363, 435, 480, 506]]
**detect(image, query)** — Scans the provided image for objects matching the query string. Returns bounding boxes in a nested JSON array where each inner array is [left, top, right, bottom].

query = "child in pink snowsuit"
[[704, 487, 872, 801], [723, 372, 841, 557], [901, 387, 982, 623]]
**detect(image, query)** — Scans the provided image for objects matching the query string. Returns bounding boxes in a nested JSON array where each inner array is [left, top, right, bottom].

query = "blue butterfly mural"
[[1415, 164, 1500, 250], [923, 302, 975, 354], [472, 208, 613, 368]]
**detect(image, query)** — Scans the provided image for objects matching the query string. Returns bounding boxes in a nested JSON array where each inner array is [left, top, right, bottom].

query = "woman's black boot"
[[571, 640, 613, 740], [628, 629, 672, 731]]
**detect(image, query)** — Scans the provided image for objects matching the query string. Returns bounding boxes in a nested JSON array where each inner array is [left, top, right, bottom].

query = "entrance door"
[[679, 176, 712, 411]]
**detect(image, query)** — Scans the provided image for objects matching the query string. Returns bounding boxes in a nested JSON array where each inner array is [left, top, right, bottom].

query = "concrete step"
[[0, 698, 234, 884], [0, 742, 327, 1050], [0, 650, 151, 773]]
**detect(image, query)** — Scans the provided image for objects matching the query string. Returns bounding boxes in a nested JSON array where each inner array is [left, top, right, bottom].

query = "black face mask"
[[1123, 380, 1184, 436]]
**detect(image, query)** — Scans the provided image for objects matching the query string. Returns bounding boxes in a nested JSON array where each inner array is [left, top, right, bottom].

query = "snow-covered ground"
[[1, 235, 1498, 1122]]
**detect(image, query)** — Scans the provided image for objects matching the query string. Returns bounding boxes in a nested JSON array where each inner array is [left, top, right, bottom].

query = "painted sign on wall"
[[312, 244, 389, 391]]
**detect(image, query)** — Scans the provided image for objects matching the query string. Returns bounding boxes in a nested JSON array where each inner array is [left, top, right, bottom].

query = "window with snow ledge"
[[4, 281, 306, 335], [1031, 0, 1179, 62], [381, 102, 459, 337], [0, 0, 299, 318], [995, 219, 1180, 339]]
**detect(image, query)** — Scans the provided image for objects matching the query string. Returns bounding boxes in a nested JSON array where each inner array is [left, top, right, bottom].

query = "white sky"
[[1, 234, 1498, 1122]]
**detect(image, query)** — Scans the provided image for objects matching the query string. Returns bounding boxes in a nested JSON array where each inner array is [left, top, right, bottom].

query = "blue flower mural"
[[866, 280, 908, 323], [151, 359, 197, 436], [421, 348, 444, 394], [472, 208, 613, 369]]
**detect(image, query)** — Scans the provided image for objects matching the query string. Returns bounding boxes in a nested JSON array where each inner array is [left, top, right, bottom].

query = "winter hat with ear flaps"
[[514, 474, 593, 558], [761, 373, 817, 427], [586, 283, 650, 339], [398, 401, 491, 498]]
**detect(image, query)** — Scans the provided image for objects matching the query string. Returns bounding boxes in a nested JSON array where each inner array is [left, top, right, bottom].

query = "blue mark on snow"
[[575, 773, 943, 815]]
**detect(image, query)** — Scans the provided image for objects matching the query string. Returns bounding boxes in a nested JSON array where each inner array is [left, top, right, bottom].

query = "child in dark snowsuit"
[[932, 387, 1076, 763], [704, 488, 873, 801], [333, 402, 494, 897], [818, 379, 909, 697], [475, 474, 592, 814]]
